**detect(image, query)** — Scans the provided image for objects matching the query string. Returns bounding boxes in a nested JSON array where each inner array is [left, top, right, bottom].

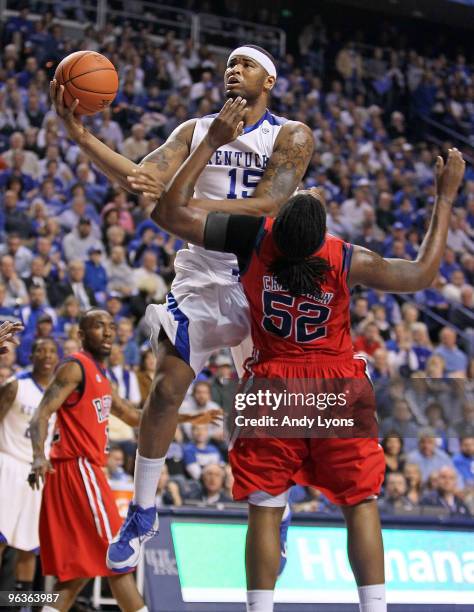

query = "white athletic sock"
[[246, 590, 274, 612], [135, 606, 148, 612], [133, 452, 166, 509], [42, 607, 60, 612], [358, 584, 386, 612]]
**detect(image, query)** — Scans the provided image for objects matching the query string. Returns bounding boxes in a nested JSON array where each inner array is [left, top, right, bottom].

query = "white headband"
[[228, 46, 277, 78]]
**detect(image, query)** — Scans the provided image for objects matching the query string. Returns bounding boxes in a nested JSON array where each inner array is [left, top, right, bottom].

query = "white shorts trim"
[[248, 489, 291, 508]]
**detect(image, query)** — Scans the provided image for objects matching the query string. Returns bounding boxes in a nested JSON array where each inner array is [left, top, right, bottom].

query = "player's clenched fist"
[[435, 148, 465, 204], [206, 96, 247, 149]]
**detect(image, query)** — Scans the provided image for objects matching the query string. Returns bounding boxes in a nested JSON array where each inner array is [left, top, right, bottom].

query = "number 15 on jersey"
[[227, 169, 264, 199]]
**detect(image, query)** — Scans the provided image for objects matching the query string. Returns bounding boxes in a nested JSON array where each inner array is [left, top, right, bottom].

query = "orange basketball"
[[54, 51, 119, 116]]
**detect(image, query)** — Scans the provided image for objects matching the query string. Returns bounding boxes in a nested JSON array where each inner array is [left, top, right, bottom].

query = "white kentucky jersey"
[[0, 372, 54, 463], [189, 109, 288, 269]]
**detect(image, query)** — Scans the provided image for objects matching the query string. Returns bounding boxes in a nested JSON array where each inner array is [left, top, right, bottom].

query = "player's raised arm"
[[50, 80, 193, 195], [29, 360, 83, 489], [349, 149, 465, 292], [151, 97, 248, 245]]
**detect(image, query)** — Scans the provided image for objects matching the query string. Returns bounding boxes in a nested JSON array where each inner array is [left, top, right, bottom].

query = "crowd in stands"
[[0, 6, 473, 520], [157, 1, 474, 137]]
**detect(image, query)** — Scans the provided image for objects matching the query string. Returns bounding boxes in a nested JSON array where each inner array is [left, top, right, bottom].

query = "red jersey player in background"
[[149, 97, 466, 612], [28, 310, 147, 612]]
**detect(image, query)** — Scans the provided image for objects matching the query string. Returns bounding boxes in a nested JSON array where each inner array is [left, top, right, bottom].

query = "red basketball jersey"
[[50, 351, 112, 466], [241, 217, 354, 362]]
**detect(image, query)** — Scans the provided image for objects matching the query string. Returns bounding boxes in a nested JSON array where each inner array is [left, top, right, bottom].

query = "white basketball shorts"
[[0, 452, 42, 551], [146, 248, 252, 376]]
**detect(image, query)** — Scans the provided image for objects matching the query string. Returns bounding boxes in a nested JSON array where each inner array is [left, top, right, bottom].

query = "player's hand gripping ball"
[[54, 51, 119, 115]]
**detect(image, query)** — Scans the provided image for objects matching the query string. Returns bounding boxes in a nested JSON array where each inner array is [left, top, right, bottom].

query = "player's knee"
[[148, 374, 185, 413], [347, 496, 378, 509], [56, 577, 89, 589], [107, 572, 134, 586], [55, 577, 89, 599], [248, 505, 285, 524]]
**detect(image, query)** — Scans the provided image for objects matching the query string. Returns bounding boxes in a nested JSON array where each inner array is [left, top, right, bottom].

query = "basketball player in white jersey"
[[50, 44, 313, 571], [0, 337, 59, 594]]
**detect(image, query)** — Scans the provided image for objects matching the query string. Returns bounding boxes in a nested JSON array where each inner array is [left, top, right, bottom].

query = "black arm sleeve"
[[203, 212, 264, 267]]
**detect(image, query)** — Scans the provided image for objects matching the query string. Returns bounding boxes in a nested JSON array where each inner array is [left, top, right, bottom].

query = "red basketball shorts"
[[39, 457, 128, 581], [229, 356, 385, 506]]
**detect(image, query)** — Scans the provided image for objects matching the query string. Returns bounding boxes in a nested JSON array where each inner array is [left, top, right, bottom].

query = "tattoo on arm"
[[30, 362, 82, 458], [36, 363, 82, 417], [142, 138, 188, 172], [0, 379, 18, 422], [140, 120, 194, 174], [255, 122, 314, 204], [41, 379, 69, 406]]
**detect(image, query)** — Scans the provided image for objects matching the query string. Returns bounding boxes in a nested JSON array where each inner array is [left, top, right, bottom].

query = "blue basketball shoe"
[[278, 504, 291, 577], [106, 504, 159, 572]]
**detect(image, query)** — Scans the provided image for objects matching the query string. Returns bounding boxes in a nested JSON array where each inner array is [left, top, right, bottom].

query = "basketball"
[[54, 51, 119, 116]]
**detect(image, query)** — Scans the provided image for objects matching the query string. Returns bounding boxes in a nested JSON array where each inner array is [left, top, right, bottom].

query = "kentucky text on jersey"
[[262, 275, 335, 305], [207, 151, 270, 168], [188, 110, 287, 265]]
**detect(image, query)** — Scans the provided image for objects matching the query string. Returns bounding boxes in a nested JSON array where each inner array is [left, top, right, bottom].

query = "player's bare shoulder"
[[55, 359, 83, 381], [271, 119, 314, 172], [277, 119, 314, 149]]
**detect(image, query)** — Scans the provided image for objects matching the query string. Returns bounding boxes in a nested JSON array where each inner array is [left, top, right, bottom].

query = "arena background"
[[0, 0, 473, 610]]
